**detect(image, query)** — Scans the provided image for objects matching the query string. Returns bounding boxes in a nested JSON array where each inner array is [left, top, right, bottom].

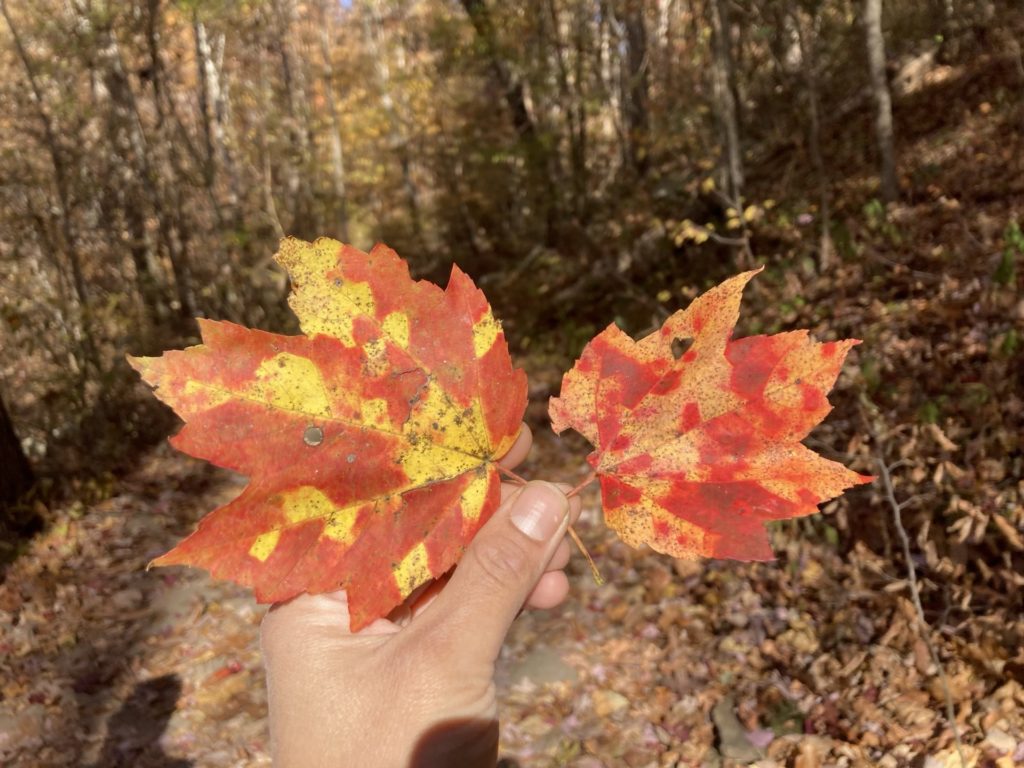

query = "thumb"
[[431, 481, 570, 662]]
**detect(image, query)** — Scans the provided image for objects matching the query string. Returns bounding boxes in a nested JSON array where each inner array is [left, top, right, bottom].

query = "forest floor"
[[0, 425, 1021, 768]]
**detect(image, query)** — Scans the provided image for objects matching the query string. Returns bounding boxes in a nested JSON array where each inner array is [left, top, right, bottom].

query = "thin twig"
[[876, 450, 965, 767]]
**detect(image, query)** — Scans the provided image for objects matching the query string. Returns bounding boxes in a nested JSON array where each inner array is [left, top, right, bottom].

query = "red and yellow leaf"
[[130, 238, 526, 630], [549, 268, 872, 561]]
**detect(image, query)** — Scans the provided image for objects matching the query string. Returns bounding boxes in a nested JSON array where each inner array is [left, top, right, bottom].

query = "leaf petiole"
[[568, 525, 604, 586], [566, 470, 597, 499], [498, 465, 528, 486]]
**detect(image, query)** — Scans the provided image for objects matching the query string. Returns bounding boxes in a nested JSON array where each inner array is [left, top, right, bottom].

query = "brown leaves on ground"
[[2, 438, 1022, 766]]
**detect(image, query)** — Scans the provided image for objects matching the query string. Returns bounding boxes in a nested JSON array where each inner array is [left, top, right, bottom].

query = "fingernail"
[[510, 482, 569, 541]]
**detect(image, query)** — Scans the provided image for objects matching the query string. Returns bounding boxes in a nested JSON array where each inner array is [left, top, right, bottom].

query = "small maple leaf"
[[549, 268, 872, 561], [130, 238, 526, 630]]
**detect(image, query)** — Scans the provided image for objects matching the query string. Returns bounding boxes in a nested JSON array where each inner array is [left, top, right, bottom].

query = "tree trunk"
[[460, 0, 562, 245], [864, 0, 898, 203], [795, 8, 834, 271], [273, 0, 319, 237], [363, 0, 427, 252], [596, 0, 629, 182], [145, 0, 198, 327], [319, 0, 350, 242], [0, 392, 34, 512], [709, 0, 743, 205], [546, 0, 587, 216], [87, 6, 173, 328], [621, 0, 650, 176]]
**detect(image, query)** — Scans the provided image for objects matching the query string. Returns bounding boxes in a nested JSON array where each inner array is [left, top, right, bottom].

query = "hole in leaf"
[[671, 338, 694, 360], [303, 425, 324, 447]]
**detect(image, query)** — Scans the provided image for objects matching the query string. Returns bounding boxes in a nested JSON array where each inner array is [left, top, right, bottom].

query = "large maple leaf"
[[130, 238, 526, 630], [549, 268, 872, 561]]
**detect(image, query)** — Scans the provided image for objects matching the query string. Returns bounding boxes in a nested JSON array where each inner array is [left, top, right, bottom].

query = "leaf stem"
[[498, 465, 528, 486], [566, 470, 598, 499], [567, 525, 604, 586]]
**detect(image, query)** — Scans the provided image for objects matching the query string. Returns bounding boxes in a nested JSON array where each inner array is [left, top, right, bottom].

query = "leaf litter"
[[2, 423, 1021, 766]]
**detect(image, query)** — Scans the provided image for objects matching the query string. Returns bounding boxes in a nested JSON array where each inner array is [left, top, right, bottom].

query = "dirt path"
[[1, 435, 1021, 767]]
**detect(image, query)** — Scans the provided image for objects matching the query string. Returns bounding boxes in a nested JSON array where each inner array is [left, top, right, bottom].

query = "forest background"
[[0, 0, 1022, 765]]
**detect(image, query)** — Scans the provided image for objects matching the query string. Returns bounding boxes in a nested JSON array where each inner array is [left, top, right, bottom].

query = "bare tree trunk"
[[363, 0, 427, 251], [86, 6, 176, 328], [621, 0, 650, 176], [145, 0, 197, 327], [193, 15, 240, 212], [460, 0, 562, 245], [795, 8, 834, 271], [596, 0, 629, 183], [0, 390, 34, 513], [194, 13, 217, 190], [572, 0, 589, 220], [655, 0, 678, 104], [545, 0, 588, 218], [435, 114, 483, 263], [864, 0, 898, 203], [273, 0, 319, 236], [257, 49, 286, 241], [709, 0, 743, 205], [319, 0, 350, 242]]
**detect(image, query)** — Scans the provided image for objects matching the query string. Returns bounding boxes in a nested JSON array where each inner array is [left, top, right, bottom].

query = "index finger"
[[497, 422, 532, 470]]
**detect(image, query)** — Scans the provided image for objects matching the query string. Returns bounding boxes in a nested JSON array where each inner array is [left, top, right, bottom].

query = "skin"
[[261, 425, 582, 767]]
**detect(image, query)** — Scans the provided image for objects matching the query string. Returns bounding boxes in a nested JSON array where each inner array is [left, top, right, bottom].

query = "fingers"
[[497, 423, 532, 470], [522, 484, 580, 611], [524, 570, 570, 610], [424, 481, 570, 662], [552, 536, 572, 567]]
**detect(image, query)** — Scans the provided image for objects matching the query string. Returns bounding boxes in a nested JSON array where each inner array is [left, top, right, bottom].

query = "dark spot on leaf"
[[303, 425, 324, 447], [431, 422, 439, 430], [334, 278, 342, 286], [671, 337, 694, 360]]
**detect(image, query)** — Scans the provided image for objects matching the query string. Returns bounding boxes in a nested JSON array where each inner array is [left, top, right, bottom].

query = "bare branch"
[[875, 444, 965, 767]]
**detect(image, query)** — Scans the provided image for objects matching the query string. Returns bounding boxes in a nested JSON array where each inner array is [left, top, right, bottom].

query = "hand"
[[260, 425, 581, 767]]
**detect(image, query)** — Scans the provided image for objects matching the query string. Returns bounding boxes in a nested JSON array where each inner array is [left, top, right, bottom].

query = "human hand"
[[260, 425, 582, 767]]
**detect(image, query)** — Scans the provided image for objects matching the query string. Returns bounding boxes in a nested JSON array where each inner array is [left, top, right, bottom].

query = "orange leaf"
[[550, 268, 872, 560], [130, 238, 526, 630]]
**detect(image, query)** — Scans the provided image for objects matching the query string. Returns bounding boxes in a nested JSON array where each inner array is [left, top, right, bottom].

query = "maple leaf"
[[129, 238, 526, 630], [549, 268, 872, 561]]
